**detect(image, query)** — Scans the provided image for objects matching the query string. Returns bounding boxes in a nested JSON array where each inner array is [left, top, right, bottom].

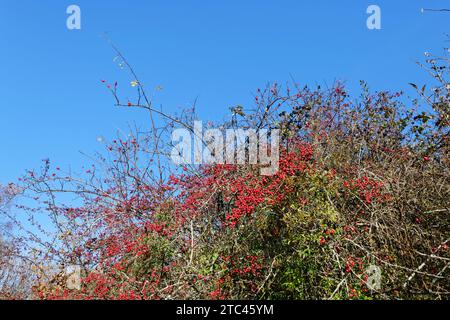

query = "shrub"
[[2, 47, 449, 300]]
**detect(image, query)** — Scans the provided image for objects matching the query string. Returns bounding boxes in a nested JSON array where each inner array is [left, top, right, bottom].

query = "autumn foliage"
[[1, 49, 449, 300]]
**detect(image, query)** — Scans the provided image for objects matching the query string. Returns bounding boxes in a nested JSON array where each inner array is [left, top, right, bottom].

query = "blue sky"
[[0, 0, 448, 183]]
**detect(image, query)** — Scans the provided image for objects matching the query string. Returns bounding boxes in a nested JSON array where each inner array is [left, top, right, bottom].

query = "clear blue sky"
[[0, 0, 448, 183]]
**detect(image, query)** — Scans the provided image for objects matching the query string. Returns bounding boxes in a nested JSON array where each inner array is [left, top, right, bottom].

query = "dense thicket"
[[1, 49, 449, 300]]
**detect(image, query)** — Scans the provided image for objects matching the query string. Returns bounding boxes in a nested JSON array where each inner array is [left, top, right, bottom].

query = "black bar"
[[1, 300, 448, 319]]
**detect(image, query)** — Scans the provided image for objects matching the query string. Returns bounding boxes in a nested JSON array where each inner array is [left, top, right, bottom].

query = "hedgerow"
[[1, 46, 449, 300]]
